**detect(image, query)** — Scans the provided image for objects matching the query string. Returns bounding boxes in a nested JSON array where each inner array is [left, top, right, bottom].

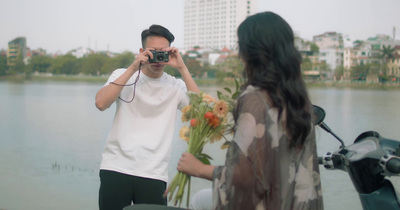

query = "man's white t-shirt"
[[100, 68, 189, 182]]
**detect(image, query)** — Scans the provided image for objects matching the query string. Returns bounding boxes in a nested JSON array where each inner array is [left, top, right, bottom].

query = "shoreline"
[[2, 75, 400, 90]]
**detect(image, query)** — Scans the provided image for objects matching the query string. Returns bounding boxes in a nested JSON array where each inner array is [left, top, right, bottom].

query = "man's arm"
[[164, 47, 200, 94], [95, 65, 136, 111], [95, 50, 152, 111], [178, 65, 200, 93]]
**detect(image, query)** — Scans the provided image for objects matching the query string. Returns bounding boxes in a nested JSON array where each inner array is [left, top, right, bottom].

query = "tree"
[[351, 63, 380, 79], [381, 45, 395, 75], [0, 54, 7, 76], [29, 55, 52, 73], [8, 55, 26, 75], [310, 43, 319, 53], [226, 55, 243, 78], [50, 54, 80, 75], [185, 59, 203, 78], [101, 51, 135, 75], [319, 62, 331, 72], [164, 65, 180, 77], [81, 54, 109, 75], [334, 65, 345, 79], [301, 57, 312, 71], [216, 70, 227, 82], [216, 55, 244, 78], [115, 51, 135, 68]]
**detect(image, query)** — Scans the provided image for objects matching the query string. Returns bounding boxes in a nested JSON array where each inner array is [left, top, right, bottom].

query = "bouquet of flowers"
[[165, 81, 241, 207]]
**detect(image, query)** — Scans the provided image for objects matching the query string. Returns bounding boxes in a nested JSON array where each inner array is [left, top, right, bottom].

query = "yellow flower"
[[181, 105, 191, 122], [202, 93, 217, 104], [213, 100, 229, 118], [210, 131, 224, 143], [179, 126, 190, 142]]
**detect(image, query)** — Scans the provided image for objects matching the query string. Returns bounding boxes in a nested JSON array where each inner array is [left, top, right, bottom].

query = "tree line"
[[0, 51, 244, 82], [0, 51, 135, 78], [1, 47, 395, 82]]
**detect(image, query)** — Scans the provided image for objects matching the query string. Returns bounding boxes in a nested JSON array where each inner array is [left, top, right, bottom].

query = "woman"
[[176, 12, 324, 210]]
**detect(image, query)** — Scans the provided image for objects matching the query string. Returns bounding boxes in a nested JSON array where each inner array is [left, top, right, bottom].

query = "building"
[[313, 32, 344, 50], [319, 48, 343, 77], [311, 32, 345, 78], [67, 47, 95, 58], [183, 0, 258, 51], [366, 34, 400, 65], [7, 37, 27, 66], [343, 40, 371, 70], [343, 35, 400, 69]]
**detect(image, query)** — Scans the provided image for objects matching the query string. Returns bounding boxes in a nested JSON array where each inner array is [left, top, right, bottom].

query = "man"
[[95, 24, 199, 210]]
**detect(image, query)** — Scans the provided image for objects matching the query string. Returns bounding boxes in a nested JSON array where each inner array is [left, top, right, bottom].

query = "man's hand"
[[128, 48, 155, 72], [163, 47, 186, 72], [162, 47, 200, 93]]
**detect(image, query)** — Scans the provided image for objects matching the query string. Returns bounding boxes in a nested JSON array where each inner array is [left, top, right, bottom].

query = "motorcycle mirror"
[[313, 104, 346, 148], [313, 105, 326, 125]]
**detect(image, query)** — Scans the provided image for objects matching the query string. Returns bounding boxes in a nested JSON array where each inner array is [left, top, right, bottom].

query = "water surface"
[[1, 81, 400, 209]]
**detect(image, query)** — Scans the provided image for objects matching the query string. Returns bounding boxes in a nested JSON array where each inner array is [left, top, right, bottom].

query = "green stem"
[[186, 176, 191, 208]]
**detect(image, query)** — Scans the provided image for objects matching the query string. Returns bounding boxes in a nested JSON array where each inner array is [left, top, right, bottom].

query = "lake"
[[1, 80, 400, 210]]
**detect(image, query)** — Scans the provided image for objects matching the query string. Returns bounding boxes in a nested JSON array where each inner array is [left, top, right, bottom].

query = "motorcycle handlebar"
[[318, 157, 323, 165], [387, 158, 400, 174]]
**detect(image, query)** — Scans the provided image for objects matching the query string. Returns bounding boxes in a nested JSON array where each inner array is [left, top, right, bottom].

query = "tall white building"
[[183, 0, 258, 51]]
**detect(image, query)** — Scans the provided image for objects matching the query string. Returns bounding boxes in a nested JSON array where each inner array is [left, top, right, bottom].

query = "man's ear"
[[139, 48, 144, 53]]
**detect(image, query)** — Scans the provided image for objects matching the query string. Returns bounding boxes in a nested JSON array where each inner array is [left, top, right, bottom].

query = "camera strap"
[[109, 64, 141, 103]]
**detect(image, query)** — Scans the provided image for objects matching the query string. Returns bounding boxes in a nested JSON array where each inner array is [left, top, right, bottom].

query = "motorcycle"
[[314, 105, 400, 210]]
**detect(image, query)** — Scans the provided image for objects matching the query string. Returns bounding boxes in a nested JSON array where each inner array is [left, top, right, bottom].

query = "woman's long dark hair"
[[237, 12, 312, 148]]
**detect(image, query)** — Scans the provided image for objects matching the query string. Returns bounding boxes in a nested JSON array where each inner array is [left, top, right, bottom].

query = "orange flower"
[[213, 100, 229, 118], [208, 116, 220, 128], [204, 111, 214, 120], [202, 93, 217, 104], [190, 118, 198, 127]]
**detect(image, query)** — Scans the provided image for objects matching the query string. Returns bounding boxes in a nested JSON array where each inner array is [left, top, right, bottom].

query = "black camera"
[[149, 50, 169, 63]]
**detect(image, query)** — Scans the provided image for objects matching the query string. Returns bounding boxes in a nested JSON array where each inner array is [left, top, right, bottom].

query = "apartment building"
[[319, 48, 343, 76], [7, 37, 27, 66], [312, 32, 344, 77], [183, 0, 258, 51], [344, 35, 400, 70], [313, 32, 344, 50], [343, 41, 371, 70]]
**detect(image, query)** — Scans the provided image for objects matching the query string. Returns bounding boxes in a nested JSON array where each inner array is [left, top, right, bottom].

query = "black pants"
[[99, 170, 167, 210]]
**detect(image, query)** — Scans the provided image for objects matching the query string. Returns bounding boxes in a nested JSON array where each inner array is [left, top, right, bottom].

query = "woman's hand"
[[177, 152, 202, 177], [177, 152, 215, 180]]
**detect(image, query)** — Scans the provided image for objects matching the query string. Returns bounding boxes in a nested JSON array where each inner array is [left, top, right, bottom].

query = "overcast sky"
[[1, 0, 399, 54]]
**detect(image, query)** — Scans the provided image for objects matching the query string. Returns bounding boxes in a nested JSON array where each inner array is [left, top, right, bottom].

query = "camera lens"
[[157, 54, 165, 61]]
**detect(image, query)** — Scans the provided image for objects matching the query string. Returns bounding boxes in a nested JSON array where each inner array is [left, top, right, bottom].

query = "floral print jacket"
[[212, 86, 323, 210]]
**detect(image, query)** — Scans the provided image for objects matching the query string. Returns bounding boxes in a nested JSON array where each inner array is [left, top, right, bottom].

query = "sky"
[[1, 0, 399, 54]]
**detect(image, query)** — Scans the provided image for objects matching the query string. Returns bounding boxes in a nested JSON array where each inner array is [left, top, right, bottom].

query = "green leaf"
[[234, 78, 239, 91], [221, 141, 231, 149], [224, 87, 232, 94], [195, 153, 213, 165], [199, 153, 213, 160], [232, 92, 240, 100], [217, 91, 223, 100]]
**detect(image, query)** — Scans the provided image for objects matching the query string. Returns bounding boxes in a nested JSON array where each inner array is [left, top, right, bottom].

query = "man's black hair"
[[141, 24, 175, 48]]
